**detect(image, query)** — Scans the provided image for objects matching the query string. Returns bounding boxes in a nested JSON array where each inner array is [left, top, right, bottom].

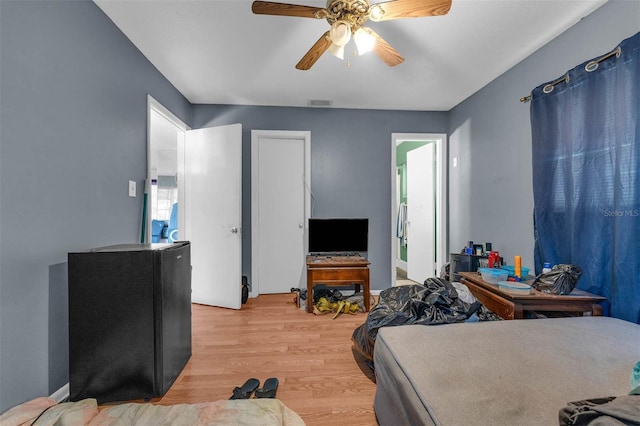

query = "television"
[[308, 218, 368, 255]]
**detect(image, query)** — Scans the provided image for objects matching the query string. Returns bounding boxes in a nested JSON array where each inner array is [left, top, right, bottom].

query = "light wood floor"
[[155, 293, 379, 425]]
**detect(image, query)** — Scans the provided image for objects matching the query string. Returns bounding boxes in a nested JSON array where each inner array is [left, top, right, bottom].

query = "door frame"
[[146, 95, 190, 243], [391, 133, 448, 285], [251, 130, 311, 297]]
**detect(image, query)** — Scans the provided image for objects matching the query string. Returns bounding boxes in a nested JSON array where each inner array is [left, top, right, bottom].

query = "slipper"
[[229, 378, 260, 400], [254, 377, 279, 398]]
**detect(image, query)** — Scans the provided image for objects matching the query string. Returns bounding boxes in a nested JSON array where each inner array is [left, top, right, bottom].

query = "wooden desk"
[[459, 271, 606, 320], [306, 255, 370, 313]]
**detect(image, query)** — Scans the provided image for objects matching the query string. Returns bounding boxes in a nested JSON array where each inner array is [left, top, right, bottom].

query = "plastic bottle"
[[488, 252, 496, 268], [493, 251, 501, 268], [542, 262, 552, 274]]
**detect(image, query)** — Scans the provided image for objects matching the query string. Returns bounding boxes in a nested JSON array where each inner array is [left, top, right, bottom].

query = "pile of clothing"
[[312, 288, 367, 319]]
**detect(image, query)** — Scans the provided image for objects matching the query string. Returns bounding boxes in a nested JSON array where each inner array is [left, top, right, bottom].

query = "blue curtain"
[[530, 32, 640, 323]]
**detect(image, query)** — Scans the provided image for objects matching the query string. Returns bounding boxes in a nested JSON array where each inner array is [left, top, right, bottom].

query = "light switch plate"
[[128, 180, 136, 197]]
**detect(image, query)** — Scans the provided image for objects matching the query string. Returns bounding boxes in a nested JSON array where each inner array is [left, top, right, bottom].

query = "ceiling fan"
[[251, 0, 452, 70]]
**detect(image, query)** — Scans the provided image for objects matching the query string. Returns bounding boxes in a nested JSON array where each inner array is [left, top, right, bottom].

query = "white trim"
[[147, 95, 190, 132], [391, 133, 448, 285], [49, 383, 69, 403], [251, 130, 311, 297]]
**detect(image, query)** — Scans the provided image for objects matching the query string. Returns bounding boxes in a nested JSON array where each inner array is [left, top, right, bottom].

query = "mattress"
[[374, 316, 640, 426]]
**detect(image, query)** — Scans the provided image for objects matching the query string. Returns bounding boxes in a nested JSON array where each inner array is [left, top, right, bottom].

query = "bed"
[[373, 316, 640, 426], [0, 397, 305, 426]]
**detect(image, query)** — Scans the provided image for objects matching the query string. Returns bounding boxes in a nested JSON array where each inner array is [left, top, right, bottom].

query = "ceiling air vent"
[[308, 99, 333, 108]]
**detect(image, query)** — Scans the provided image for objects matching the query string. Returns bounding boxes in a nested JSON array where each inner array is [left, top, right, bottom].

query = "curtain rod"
[[520, 45, 622, 103]]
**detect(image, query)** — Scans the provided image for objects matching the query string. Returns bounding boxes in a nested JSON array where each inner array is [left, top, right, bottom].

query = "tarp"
[[352, 278, 498, 366]]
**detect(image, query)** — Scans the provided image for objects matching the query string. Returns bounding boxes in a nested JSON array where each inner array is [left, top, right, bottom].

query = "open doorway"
[[391, 133, 447, 286], [146, 95, 189, 244], [147, 96, 243, 309]]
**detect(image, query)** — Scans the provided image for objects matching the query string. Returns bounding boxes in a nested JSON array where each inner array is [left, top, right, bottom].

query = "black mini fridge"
[[68, 242, 192, 403]]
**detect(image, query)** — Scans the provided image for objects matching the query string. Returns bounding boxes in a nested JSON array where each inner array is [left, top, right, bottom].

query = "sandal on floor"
[[254, 377, 279, 399], [229, 378, 260, 400]]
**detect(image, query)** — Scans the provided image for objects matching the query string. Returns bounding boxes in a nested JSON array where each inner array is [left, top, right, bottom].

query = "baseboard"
[[49, 383, 69, 403], [253, 289, 382, 297], [327, 289, 382, 296]]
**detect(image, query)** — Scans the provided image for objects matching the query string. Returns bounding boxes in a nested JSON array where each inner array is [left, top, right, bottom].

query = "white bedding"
[[0, 396, 305, 426]]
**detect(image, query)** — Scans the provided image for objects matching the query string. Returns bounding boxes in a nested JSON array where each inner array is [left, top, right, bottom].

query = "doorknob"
[[298, 223, 303, 229], [230, 227, 238, 234]]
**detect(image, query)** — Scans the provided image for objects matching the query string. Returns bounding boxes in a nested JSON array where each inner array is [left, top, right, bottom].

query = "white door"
[[251, 131, 310, 294], [184, 124, 242, 309], [407, 143, 436, 283]]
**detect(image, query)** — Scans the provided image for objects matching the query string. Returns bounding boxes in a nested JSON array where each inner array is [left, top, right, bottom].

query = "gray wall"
[[448, 0, 639, 272], [192, 106, 448, 292], [0, 0, 191, 412]]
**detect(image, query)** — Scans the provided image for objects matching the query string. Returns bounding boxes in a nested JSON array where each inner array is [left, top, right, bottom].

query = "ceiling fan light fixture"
[[253, 0, 451, 70], [369, 4, 384, 21], [354, 27, 376, 55], [329, 20, 351, 46], [327, 42, 345, 60]]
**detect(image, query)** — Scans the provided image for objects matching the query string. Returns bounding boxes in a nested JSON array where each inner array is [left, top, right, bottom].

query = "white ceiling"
[[94, 0, 607, 111]]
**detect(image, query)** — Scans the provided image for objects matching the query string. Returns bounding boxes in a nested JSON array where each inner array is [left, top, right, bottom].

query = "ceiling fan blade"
[[365, 28, 405, 67], [370, 0, 452, 21], [252, 1, 324, 18], [296, 31, 332, 70]]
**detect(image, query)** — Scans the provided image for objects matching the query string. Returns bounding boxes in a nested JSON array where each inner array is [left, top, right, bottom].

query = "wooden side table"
[[306, 255, 370, 313], [459, 272, 606, 320]]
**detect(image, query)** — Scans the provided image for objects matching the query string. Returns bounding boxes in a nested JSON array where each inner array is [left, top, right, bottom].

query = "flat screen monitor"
[[308, 218, 368, 254]]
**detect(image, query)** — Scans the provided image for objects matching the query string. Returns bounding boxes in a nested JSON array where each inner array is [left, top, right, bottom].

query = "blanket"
[[0, 397, 306, 425], [559, 395, 640, 425]]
